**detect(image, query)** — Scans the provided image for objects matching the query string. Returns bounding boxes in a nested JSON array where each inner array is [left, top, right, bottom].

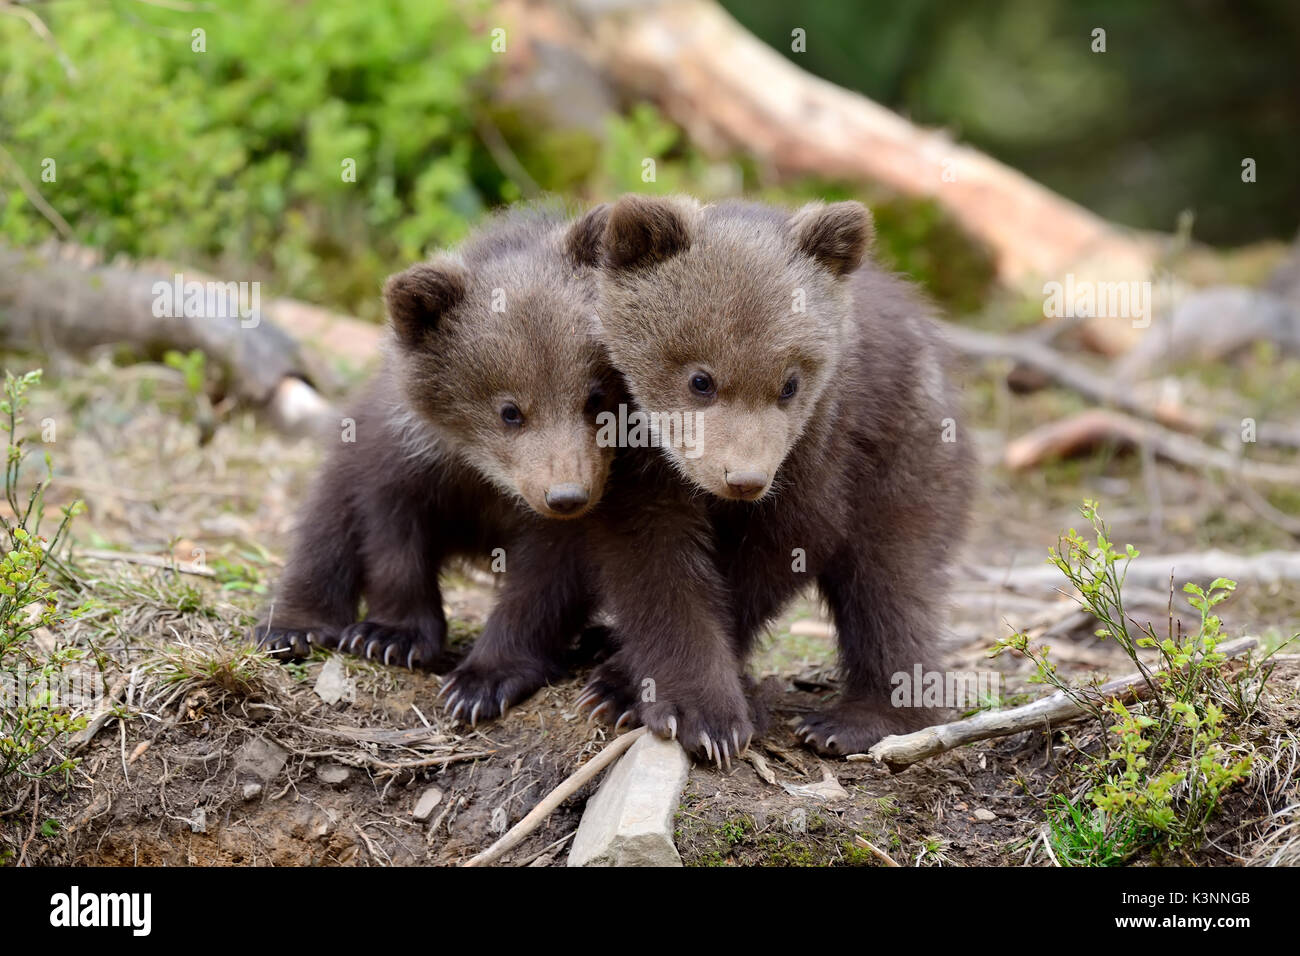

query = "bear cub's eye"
[[688, 371, 716, 398], [584, 386, 606, 416], [779, 376, 799, 401], [500, 403, 524, 427]]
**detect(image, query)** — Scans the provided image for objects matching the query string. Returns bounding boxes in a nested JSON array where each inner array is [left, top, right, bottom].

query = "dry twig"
[[1003, 408, 1300, 485], [941, 320, 1300, 450], [867, 637, 1257, 772]]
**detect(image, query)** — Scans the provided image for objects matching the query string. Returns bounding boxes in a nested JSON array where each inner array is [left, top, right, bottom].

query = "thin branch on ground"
[[867, 637, 1257, 772]]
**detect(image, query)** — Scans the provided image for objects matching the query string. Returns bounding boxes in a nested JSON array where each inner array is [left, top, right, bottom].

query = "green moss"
[[678, 809, 871, 867], [840, 841, 877, 866], [869, 196, 997, 314]]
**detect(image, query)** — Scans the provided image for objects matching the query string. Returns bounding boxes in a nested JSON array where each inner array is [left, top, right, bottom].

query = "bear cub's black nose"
[[545, 483, 590, 515], [725, 470, 768, 497]]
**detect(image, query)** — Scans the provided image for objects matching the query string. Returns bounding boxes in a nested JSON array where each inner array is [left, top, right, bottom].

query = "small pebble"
[[316, 763, 351, 786], [413, 786, 444, 822]]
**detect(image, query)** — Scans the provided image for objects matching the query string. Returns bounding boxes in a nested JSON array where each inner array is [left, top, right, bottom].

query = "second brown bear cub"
[[577, 196, 974, 761]]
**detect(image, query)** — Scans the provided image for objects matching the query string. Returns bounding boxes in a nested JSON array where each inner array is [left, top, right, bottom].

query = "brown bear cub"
[[576, 195, 974, 762], [254, 204, 619, 722]]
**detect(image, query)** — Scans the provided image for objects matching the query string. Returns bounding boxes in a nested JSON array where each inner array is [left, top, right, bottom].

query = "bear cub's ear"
[[565, 203, 611, 268], [789, 201, 874, 278], [384, 259, 468, 349], [604, 195, 693, 272]]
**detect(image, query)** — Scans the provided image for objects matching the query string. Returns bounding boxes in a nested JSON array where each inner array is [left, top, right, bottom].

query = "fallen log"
[[501, 0, 1157, 354], [0, 244, 382, 435], [1, 245, 304, 403], [867, 636, 1257, 772], [1114, 286, 1300, 380]]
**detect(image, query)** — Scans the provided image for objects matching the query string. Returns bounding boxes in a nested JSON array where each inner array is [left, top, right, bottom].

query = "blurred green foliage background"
[[1, 1, 498, 319], [1, 0, 1293, 322]]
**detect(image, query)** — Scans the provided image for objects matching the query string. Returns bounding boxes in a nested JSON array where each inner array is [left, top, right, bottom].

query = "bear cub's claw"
[[440, 658, 553, 727], [252, 623, 335, 661], [575, 660, 641, 732], [579, 660, 756, 769], [641, 699, 754, 771], [335, 619, 446, 670]]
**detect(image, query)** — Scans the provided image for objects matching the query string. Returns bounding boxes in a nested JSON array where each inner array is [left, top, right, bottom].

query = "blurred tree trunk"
[[0, 244, 380, 434], [501, 0, 1159, 353]]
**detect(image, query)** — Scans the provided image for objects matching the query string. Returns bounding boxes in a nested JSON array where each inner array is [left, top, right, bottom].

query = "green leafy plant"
[[0, 370, 86, 787], [997, 501, 1261, 863], [1044, 793, 1149, 866], [162, 349, 216, 442], [209, 556, 267, 596], [0, 1, 496, 320], [163, 349, 206, 399]]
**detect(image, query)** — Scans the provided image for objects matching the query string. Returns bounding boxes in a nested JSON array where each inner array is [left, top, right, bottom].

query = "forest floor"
[[3, 341, 1299, 867]]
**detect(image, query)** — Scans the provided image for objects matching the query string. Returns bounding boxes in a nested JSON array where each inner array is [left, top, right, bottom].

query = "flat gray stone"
[[413, 786, 444, 822], [568, 733, 689, 867], [234, 738, 287, 784]]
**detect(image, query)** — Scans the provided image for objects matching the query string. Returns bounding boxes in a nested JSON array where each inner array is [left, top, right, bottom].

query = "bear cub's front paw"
[[579, 655, 756, 768], [796, 697, 937, 756], [641, 678, 755, 770], [440, 657, 554, 727], [642, 698, 754, 770]]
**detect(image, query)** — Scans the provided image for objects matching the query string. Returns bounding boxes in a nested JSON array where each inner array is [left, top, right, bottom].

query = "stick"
[[0, 784, 31, 818], [75, 549, 216, 577], [0, 144, 74, 237], [372, 750, 496, 777], [940, 320, 1300, 450], [462, 727, 647, 867], [1003, 407, 1300, 484], [69, 674, 130, 753], [15, 780, 38, 868], [853, 835, 900, 867], [969, 551, 1300, 594], [867, 636, 1257, 772], [1235, 480, 1300, 539]]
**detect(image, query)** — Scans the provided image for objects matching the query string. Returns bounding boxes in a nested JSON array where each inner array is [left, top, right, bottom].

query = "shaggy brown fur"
[[254, 204, 621, 721], [576, 195, 975, 760]]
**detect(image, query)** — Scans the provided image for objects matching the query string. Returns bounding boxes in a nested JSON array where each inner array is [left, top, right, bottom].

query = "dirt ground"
[[4, 348, 1299, 867]]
